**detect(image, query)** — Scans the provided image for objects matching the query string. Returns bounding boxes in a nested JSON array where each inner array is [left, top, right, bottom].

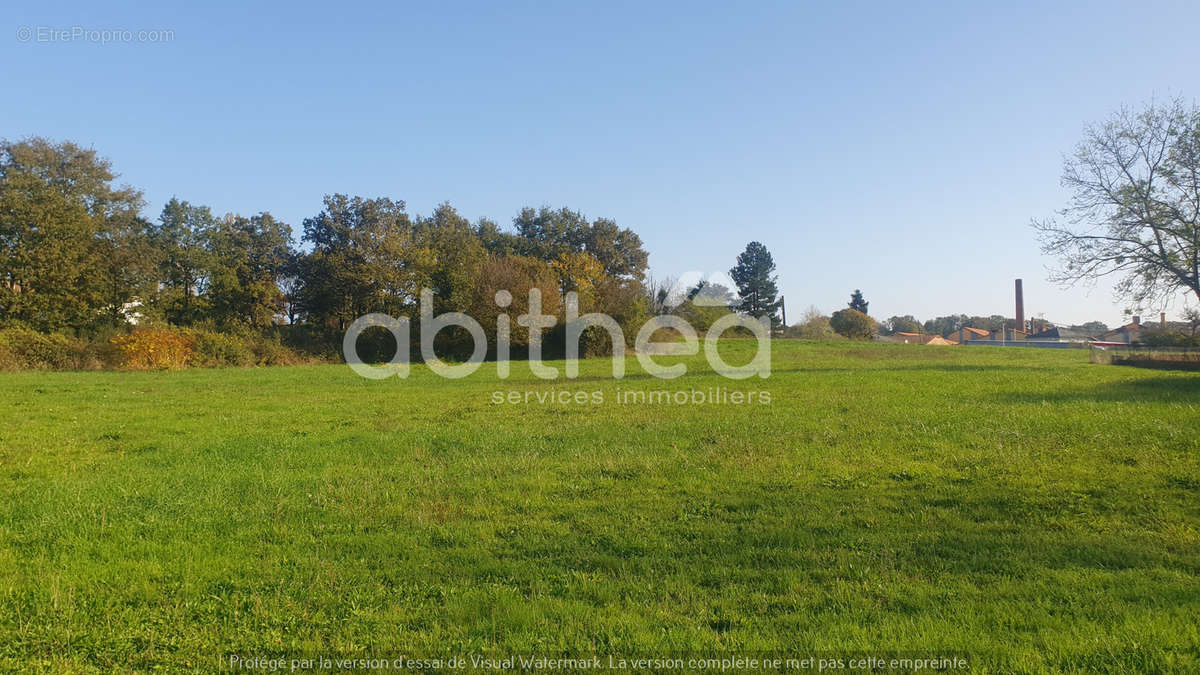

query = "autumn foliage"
[[110, 329, 194, 370]]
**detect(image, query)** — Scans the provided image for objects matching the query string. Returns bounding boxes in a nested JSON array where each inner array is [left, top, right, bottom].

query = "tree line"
[[1, 137, 789, 364]]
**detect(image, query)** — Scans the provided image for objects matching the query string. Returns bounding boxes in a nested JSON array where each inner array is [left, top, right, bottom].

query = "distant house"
[[892, 332, 942, 345], [1027, 326, 1097, 343], [1099, 316, 1148, 345], [953, 327, 991, 344], [883, 327, 988, 345], [120, 299, 144, 325], [986, 327, 1029, 342]]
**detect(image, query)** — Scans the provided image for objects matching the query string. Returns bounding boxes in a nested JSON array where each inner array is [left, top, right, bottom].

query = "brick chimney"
[[1132, 315, 1140, 327], [1014, 279, 1024, 330], [1161, 312, 1167, 327]]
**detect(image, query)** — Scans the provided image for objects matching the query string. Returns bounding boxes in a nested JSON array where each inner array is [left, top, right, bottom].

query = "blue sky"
[[5, 1, 1199, 326]]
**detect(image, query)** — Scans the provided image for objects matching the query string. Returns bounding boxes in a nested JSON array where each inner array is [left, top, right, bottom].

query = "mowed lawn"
[[0, 341, 1198, 672]]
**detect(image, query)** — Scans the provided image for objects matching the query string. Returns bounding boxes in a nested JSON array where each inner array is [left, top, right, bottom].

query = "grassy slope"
[[0, 341, 1197, 672]]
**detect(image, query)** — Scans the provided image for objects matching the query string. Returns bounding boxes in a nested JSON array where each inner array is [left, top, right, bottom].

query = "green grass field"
[[1, 341, 1198, 672]]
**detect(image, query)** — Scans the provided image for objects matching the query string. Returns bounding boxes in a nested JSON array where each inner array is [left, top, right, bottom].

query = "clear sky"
[[5, 1, 1199, 326]]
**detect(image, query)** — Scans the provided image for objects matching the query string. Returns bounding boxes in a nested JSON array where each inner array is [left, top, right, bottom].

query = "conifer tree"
[[729, 241, 782, 326]]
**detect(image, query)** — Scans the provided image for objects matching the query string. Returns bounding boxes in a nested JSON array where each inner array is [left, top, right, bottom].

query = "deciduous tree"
[[881, 315, 920, 335], [207, 212, 294, 327], [153, 198, 216, 325], [298, 194, 414, 329], [1034, 98, 1200, 308], [830, 308, 877, 339], [0, 137, 144, 332]]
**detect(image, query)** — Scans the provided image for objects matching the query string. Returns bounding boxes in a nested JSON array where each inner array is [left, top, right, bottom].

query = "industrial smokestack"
[[1161, 312, 1167, 327], [1015, 279, 1025, 331]]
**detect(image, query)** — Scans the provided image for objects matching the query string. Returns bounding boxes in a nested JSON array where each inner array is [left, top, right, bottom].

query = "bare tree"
[[643, 273, 676, 314], [792, 305, 838, 340], [1184, 306, 1200, 338], [1033, 98, 1200, 309]]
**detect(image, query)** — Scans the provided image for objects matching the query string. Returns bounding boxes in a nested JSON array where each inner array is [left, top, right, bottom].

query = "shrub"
[[189, 331, 254, 368], [280, 324, 336, 359], [674, 303, 734, 333], [247, 335, 308, 366], [1135, 328, 1200, 348], [785, 307, 845, 341], [111, 329, 194, 370], [0, 327, 92, 370], [186, 331, 309, 367], [573, 277, 650, 356], [0, 324, 311, 371], [575, 325, 620, 357], [787, 316, 845, 340], [830, 309, 877, 340], [1109, 350, 1200, 370], [468, 255, 561, 348]]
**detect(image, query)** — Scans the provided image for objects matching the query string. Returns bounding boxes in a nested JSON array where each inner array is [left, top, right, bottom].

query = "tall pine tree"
[[848, 289, 869, 314], [729, 241, 782, 326]]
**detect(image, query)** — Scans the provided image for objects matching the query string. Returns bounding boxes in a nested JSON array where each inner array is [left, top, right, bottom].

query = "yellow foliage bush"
[[111, 329, 194, 370]]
